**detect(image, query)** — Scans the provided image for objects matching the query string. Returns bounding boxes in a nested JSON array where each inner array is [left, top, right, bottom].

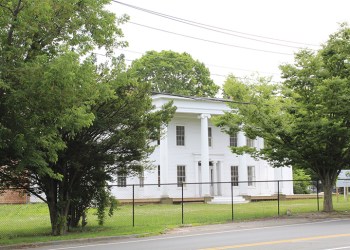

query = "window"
[[139, 171, 144, 188], [246, 137, 255, 147], [176, 126, 185, 146], [230, 133, 238, 147], [208, 127, 212, 147], [158, 165, 160, 187], [247, 166, 256, 186], [177, 165, 186, 187], [231, 166, 239, 186], [117, 174, 127, 187]]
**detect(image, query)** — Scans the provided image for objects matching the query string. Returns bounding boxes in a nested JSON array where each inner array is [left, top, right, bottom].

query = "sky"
[[108, 0, 350, 89]]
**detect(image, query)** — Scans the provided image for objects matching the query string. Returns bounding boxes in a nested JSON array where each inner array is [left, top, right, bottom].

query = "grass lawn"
[[1, 195, 350, 246]]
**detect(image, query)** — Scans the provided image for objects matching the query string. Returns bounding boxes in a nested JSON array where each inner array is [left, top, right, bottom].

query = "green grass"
[[1, 196, 350, 246]]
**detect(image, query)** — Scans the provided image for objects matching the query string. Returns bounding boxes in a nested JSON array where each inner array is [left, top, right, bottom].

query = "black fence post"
[[277, 180, 280, 216], [316, 180, 320, 212], [231, 182, 234, 222], [132, 184, 135, 227], [181, 182, 184, 225]]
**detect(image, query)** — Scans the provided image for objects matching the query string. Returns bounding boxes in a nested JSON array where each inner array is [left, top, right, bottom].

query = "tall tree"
[[129, 50, 219, 97], [0, 0, 125, 181], [214, 24, 350, 212], [0, 0, 175, 235]]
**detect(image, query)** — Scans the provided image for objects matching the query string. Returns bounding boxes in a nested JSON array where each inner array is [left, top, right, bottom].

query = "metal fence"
[[109, 180, 321, 227], [1, 179, 350, 242]]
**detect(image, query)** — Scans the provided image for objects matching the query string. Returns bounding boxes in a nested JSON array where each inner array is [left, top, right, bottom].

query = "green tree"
[[52, 66, 175, 232], [129, 50, 219, 97], [214, 24, 350, 212], [0, 0, 125, 182], [293, 169, 311, 194], [0, 0, 175, 235]]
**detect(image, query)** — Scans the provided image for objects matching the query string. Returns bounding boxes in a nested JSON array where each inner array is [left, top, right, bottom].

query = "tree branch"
[[7, 0, 23, 46]]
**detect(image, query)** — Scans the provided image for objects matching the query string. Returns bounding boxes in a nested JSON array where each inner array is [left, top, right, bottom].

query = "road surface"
[[16, 218, 350, 250]]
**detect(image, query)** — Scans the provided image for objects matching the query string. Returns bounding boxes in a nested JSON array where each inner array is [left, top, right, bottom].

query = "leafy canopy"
[[129, 50, 219, 97], [0, 0, 176, 235], [214, 24, 350, 212]]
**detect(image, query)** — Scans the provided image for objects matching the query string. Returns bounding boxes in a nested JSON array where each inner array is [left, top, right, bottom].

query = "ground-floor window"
[[248, 166, 255, 186], [139, 171, 144, 187], [158, 165, 160, 187], [177, 165, 186, 187], [117, 174, 127, 187], [231, 166, 239, 186]]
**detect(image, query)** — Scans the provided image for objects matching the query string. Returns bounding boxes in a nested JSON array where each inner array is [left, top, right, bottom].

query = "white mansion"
[[111, 93, 293, 201]]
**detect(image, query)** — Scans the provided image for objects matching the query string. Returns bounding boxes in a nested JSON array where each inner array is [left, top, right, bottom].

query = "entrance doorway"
[[198, 161, 220, 196]]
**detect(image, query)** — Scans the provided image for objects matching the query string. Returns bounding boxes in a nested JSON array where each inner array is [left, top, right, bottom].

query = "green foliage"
[[215, 24, 350, 212], [0, 0, 175, 236], [95, 188, 117, 226], [0, 0, 126, 179], [129, 50, 219, 97], [293, 169, 311, 194]]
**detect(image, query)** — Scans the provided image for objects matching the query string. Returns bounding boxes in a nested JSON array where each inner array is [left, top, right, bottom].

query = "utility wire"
[[93, 53, 281, 83], [130, 21, 293, 56], [211, 73, 281, 84], [112, 0, 320, 48], [97, 50, 280, 77], [115, 48, 279, 76]]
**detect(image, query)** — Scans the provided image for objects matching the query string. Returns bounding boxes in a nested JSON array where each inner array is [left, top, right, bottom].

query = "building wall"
[[0, 189, 29, 204], [111, 114, 294, 199]]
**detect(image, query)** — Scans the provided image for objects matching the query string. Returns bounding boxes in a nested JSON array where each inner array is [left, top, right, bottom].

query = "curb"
[[0, 233, 148, 250]]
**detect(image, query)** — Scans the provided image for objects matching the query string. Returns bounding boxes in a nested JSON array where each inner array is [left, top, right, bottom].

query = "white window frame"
[[139, 171, 144, 188], [176, 126, 185, 146], [157, 165, 161, 187], [246, 137, 255, 147], [231, 166, 239, 186], [230, 133, 238, 147], [117, 174, 127, 187], [177, 165, 186, 187], [247, 166, 256, 187]]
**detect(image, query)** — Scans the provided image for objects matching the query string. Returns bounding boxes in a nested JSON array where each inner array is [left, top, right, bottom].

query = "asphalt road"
[[16, 218, 350, 250]]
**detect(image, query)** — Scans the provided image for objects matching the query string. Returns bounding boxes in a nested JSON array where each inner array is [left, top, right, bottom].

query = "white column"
[[238, 131, 248, 195], [160, 125, 169, 197], [199, 113, 211, 197]]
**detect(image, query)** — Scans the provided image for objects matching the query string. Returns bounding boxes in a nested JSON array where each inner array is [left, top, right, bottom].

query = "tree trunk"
[[46, 181, 60, 235], [322, 175, 334, 212], [45, 179, 70, 235], [68, 204, 85, 228]]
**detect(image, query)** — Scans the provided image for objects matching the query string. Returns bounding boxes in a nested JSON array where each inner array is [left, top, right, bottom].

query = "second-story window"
[[176, 126, 185, 146], [230, 133, 238, 147], [246, 137, 255, 147]]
